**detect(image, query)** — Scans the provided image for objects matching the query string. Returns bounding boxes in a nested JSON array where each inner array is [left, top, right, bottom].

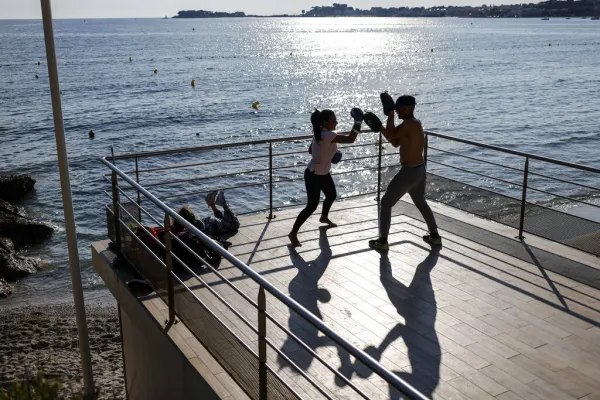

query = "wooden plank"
[[440, 353, 507, 396], [511, 355, 594, 398], [466, 343, 538, 384]]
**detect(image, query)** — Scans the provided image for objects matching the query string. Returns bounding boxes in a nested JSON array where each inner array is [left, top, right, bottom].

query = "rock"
[[0, 236, 14, 253], [0, 199, 25, 218], [31, 340, 50, 350], [0, 175, 36, 201], [0, 218, 54, 247], [0, 237, 40, 280], [0, 174, 51, 299], [0, 199, 54, 247], [0, 278, 12, 298]]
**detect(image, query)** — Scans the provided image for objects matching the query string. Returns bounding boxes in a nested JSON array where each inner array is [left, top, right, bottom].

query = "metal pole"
[[258, 287, 267, 400], [163, 213, 175, 326], [518, 157, 529, 239], [135, 157, 142, 223], [40, 0, 94, 396], [267, 141, 274, 219], [111, 171, 122, 251], [376, 133, 383, 202]]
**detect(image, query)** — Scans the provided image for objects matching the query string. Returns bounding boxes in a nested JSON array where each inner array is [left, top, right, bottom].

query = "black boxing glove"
[[363, 112, 383, 133], [350, 107, 364, 134], [331, 150, 343, 164], [380, 91, 395, 116], [351, 107, 364, 122]]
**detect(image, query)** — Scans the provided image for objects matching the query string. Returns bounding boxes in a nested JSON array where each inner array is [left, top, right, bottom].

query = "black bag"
[[173, 231, 225, 268]]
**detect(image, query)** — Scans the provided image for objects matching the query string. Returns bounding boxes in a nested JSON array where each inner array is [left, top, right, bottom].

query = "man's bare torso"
[[399, 118, 425, 167]]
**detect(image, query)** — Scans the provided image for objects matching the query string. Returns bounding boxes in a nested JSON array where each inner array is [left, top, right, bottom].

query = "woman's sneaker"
[[368, 239, 389, 251], [423, 234, 442, 246], [215, 191, 227, 207], [205, 190, 218, 206]]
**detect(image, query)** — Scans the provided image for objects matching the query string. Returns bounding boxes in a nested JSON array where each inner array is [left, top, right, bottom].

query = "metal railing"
[[101, 128, 600, 400], [424, 132, 600, 256], [106, 128, 600, 255], [101, 141, 428, 400]]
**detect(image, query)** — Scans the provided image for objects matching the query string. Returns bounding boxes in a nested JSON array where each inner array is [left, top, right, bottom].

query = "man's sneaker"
[[423, 234, 442, 246], [205, 190, 218, 206], [215, 191, 227, 207], [368, 239, 389, 251]]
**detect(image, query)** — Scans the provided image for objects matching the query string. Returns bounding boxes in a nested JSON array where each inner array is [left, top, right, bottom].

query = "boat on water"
[[591, 16, 600, 20], [541, 17, 550, 20], [566, 17, 571, 19]]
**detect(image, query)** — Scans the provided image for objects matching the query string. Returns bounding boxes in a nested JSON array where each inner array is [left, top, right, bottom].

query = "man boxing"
[[364, 93, 441, 250]]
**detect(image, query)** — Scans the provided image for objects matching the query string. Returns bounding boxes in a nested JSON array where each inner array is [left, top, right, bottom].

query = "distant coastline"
[[173, 1, 600, 19], [172, 10, 246, 18]]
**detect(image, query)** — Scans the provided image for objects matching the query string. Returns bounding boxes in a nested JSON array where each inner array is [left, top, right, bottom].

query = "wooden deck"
[[153, 196, 600, 400]]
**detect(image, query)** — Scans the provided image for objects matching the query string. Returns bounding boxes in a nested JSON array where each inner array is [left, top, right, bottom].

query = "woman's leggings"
[[292, 169, 337, 232]]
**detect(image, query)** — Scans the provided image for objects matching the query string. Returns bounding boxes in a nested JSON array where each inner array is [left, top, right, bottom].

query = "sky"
[[2, 0, 514, 19]]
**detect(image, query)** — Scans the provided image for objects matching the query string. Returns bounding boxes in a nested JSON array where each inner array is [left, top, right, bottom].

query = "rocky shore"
[[0, 174, 54, 298], [0, 175, 125, 398]]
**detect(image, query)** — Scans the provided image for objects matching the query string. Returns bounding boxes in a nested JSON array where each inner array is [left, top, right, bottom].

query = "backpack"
[[135, 226, 230, 270]]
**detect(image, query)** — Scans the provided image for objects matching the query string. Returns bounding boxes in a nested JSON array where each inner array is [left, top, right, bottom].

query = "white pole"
[[40, 0, 95, 397]]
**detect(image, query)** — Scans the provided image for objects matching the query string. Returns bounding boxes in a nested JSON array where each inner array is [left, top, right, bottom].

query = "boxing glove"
[[351, 107, 364, 122], [331, 150, 343, 164], [350, 107, 364, 134]]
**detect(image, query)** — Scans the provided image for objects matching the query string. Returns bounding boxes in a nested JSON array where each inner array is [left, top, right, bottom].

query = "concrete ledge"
[[92, 240, 236, 400]]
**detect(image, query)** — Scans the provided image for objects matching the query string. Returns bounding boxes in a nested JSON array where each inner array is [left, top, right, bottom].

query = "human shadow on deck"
[[349, 247, 441, 398], [277, 226, 353, 383]]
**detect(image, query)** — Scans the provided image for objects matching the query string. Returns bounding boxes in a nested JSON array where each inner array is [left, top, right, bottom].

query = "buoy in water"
[[431, 48, 434, 52], [37, 61, 41, 65], [129, 57, 132, 62], [251, 101, 260, 110], [35, 74, 38, 79], [154, 68, 158, 74], [549, 43, 551, 46], [191, 79, 196, 87], [89, 129, 95, 139]]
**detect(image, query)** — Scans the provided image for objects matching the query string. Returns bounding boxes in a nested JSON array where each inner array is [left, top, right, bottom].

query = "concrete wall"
[[92, 241, 219, 400], [119, 304, 218, 400]]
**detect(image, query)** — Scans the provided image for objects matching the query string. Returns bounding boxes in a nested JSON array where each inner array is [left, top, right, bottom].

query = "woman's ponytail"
[[311, 108, 335, 142], [311, 109, 323, 142]]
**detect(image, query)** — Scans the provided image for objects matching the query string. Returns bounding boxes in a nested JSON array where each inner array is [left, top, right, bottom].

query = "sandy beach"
[[0, 303, 125, 399]]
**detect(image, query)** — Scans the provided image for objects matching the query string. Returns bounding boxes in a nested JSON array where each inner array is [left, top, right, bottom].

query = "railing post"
[[376, 132, 383, 202], [111, 170, 122, 252], [163, 213, 176, 326], [518, 157, 529, 240], [258, 286, 267, 400], [424, 132, 429, 167], [267, 141, 275, 219], [135, 157, 142, 223]]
